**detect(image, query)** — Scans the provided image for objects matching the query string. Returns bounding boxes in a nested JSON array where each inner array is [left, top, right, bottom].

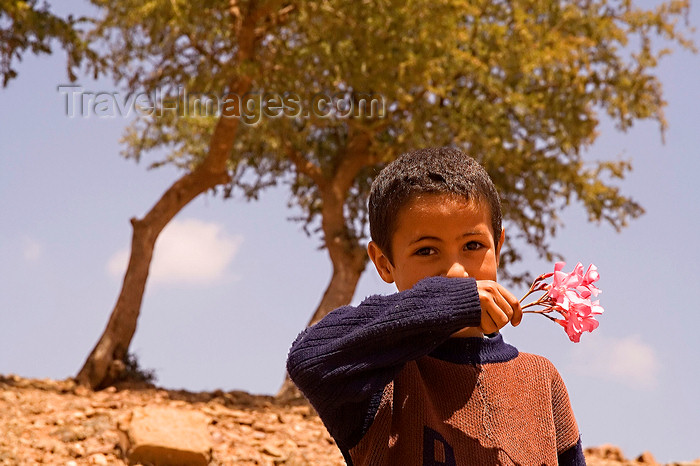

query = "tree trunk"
[[307, 245, 367, 326], [276, 242, 367, 402], [75, 168, 231, 389], [277, 171, 368, 401], [75, 4, 265, 389], [306, 131, 373, 325]]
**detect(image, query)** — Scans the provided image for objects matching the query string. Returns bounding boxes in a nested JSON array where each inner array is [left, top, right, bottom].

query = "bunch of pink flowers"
[[520, 262, 604, 342]]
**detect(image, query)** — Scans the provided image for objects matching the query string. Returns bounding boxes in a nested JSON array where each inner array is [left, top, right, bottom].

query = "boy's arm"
[[558, 438, 586, 465], [286, 275, 481, 449]]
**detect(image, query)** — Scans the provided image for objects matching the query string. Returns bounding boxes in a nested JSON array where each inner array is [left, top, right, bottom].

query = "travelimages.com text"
[[57, 85, 386, 123]]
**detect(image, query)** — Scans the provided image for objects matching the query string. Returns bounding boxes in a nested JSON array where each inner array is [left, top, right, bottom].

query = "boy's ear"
[[367, 241, 395, 284], [495, 228, 505, 268]]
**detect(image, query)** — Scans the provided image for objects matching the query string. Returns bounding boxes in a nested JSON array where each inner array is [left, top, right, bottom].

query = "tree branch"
[[285, 142, 325, 187], [185, 31, 223, 69], [332, 128, 376, 195], [229, 0, 243, 33], [249, 0, 288, 24]]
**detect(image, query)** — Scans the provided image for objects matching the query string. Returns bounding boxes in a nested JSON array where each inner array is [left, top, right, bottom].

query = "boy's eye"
[[415, 247, 436, 256], [464, 241, 483, 251]]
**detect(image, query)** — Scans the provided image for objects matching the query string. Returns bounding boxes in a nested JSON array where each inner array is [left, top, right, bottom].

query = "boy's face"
[[368, 193, 504, 291]]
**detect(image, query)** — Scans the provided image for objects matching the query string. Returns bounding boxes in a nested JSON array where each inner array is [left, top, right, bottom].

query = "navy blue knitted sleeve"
[[558, 437, 586, 465], [286, 276, 481, 449]]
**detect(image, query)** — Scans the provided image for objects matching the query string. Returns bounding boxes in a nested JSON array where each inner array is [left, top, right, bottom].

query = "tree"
[[75, 0, 290, 389], [75, 0, 694, 392], [232, 0, 695, 317], [0, 0, 95, 87]]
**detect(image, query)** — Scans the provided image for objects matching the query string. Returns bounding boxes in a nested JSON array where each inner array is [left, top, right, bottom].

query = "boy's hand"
[[476, 280, 522, 333]]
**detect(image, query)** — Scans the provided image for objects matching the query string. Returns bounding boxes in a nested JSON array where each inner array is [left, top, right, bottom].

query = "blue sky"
[[1, 1, 699, 462]]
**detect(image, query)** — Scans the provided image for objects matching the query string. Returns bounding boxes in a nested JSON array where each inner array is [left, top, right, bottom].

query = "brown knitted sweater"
[[349, 349, 580, 465], [287, 276, 585, 465]]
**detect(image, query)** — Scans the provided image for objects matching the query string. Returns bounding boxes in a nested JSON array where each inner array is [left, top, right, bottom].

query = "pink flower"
[[521, 262, 604, 342], [557, 297, 604, 342], [549, 262, 601, 305]]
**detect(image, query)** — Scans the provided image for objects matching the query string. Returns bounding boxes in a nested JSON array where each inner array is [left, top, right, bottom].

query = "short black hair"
[[368, 146, 502, 263]]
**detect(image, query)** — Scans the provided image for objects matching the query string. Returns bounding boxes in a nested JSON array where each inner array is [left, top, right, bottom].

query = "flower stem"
[[519, 282, 539, 303]]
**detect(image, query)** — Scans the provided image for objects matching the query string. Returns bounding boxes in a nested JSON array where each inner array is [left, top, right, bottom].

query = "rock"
[[261, 443, 284, 458], [285, 451, 311, 466], [67, 442, 86, 458], [586, 444, 627, 461], [73, 385, 90, 397], [637, 451, 658, 464], [125, 406, 212, 466], [89, 453, 108, 465], [52, 426, 86, 443]]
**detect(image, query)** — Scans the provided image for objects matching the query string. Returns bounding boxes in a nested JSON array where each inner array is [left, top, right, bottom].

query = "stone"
[[636, 451, 658, 464], [73, 385, 90, 397], [125, 406, 212, 466], [586, 444, 626, 461], [89, 453, 108, 465], [67, 443, 86, 458], [285, 451, 312, 466], [261, 443, 284, 458], [52, 426, 86, 443]]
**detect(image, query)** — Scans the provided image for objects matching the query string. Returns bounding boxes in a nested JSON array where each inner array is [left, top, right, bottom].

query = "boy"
[[286, 147, 585, 465]]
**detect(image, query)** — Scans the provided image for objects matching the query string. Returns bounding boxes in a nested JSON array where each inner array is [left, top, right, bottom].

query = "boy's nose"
[[445, 262, 469, 278]]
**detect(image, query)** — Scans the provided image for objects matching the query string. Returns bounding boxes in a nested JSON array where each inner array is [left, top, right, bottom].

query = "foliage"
[[87, 0, 694, 284], [0, 0, 98, 86], [119, 352, 158, 385]]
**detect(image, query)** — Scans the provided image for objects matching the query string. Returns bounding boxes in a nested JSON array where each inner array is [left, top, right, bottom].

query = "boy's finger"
[[481, 311, 499, 334], [509, 298, 522, 327], [496, 284, 522, 327], [490, 294, 512, 328], [511, 302, 523, 327], [482, 299, 510, 331]]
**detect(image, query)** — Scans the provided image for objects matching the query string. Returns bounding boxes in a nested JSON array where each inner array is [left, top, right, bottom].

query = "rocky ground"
[[1, 374, 697, 465]]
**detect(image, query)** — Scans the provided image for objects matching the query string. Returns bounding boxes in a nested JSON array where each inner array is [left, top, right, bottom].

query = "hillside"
[[1, 374, 697, 465]]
